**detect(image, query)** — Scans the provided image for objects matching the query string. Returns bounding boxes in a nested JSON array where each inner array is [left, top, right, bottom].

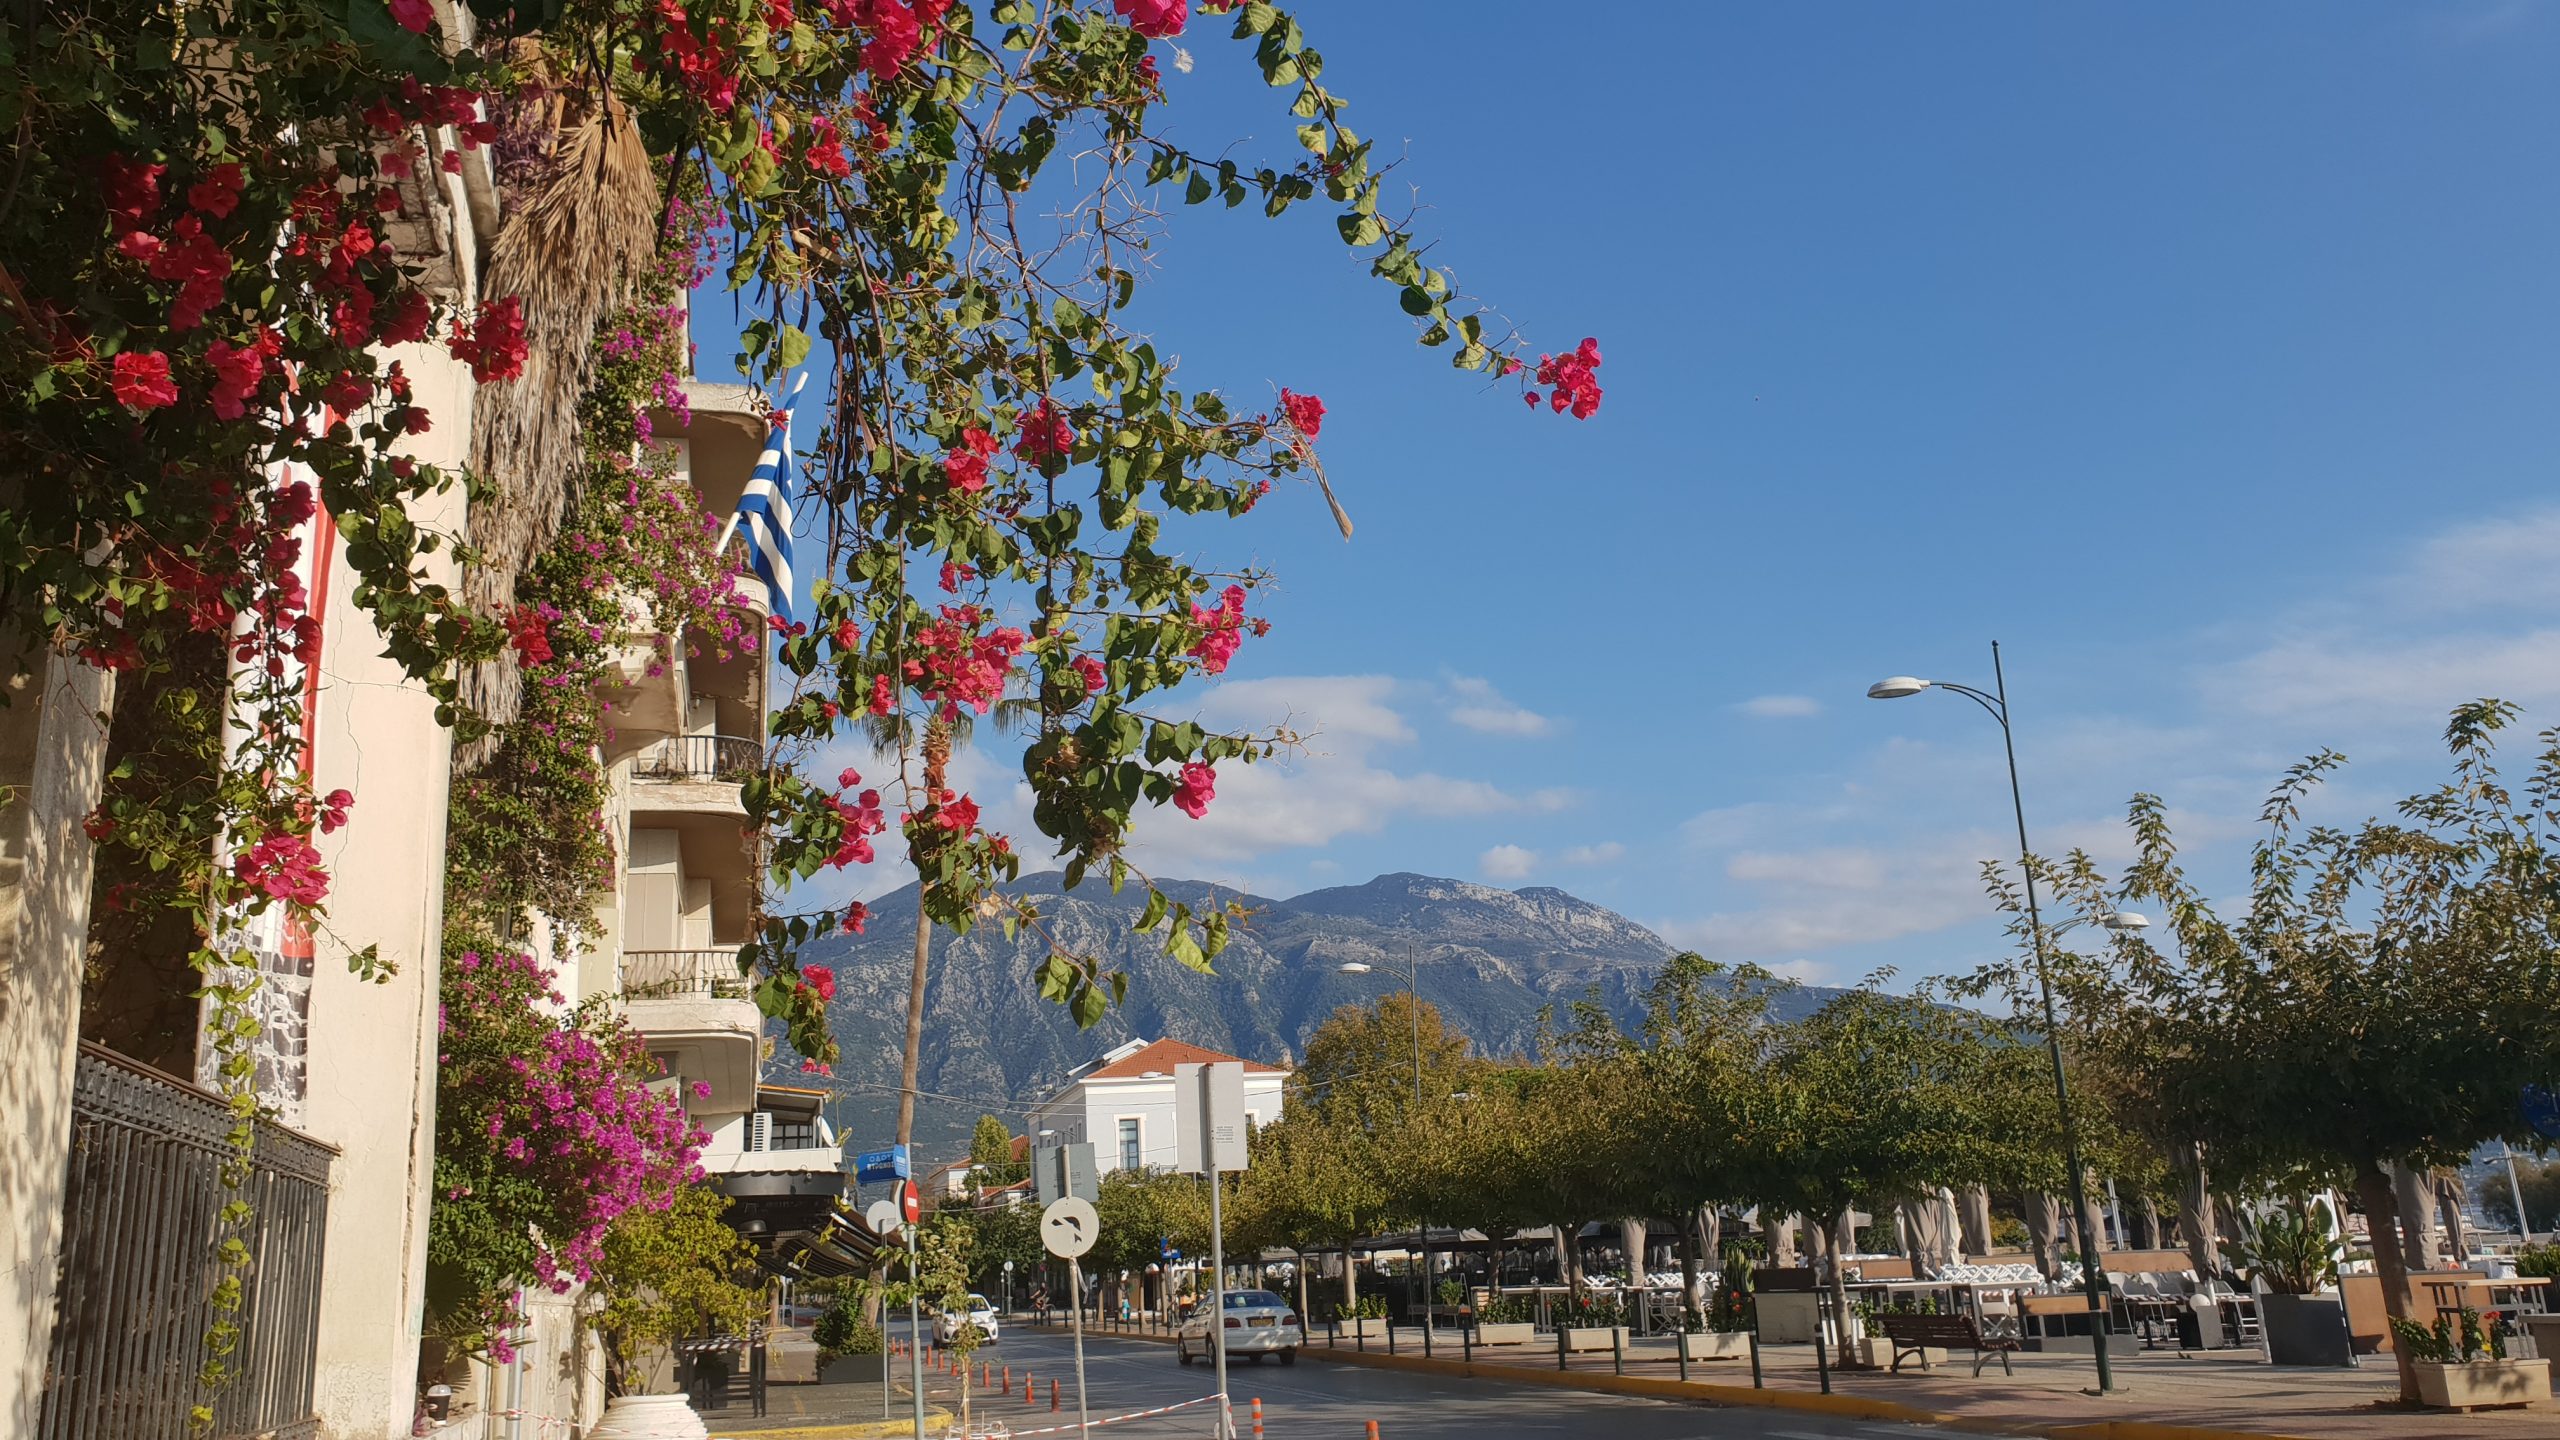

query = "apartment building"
[[1025, 1038, 1288, 1176]]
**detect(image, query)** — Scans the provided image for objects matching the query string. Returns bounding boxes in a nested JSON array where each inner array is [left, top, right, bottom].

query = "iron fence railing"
[[42, 1043, 335, 1440], [620, 948, 752, 1001], [634, 734, 761, 782]]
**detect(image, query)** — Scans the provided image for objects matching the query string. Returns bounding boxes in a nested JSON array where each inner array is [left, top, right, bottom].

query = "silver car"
[[1175, 1290, 1301, 1366]]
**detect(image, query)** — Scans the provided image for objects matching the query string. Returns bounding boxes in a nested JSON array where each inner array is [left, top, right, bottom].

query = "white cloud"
[[1443, 674, 1555, 737], [2198, 629, 2560, 721], [1557, 841, 1625, 867], [1478, 844, 1539, 880], [1735, 694, 1824, 719]]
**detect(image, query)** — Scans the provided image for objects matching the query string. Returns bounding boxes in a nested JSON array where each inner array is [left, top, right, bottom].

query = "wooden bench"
[[1875, 1312, 2018, 1376]]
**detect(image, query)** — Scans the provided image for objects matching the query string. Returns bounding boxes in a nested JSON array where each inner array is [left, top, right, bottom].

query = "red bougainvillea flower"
[[186, 163, 246, 220], [110, 351, 178, 411], [1071, 654, 1106, 694], [944, 425, 1001, 493], [205, 336, 269, 420], [1280, 388, 1325, 438], [1186, 584, 1249, 674], [1012, 400, 1075, 465], [1173, 761, 1216, 819], [802, 964, 838, 1002], [507, 604, 556, 666], [839, 902, 870, 935], [234, 831, 329, 905], [1113, 0, 1187, 38], [319, 789, 355, 835], [447, 296, 529, 383], [389, 0, 435, 32], [1533, 337, 1604, 419], [934, 791, 980, 833]]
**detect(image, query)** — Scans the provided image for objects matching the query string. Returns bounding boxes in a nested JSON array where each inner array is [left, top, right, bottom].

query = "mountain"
[[789, 871, 1840, 1156]]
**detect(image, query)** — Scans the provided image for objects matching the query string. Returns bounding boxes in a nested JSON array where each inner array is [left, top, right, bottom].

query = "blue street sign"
[[856, 1144, 911, 1183]]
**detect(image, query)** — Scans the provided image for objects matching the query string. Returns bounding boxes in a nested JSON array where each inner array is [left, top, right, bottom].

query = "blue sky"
[[700, 0, 2560, 988]]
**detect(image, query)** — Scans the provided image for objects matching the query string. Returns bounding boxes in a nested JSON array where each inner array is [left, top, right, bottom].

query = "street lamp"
[[1866, 642, 2134, 1394], [1339, 946, 1432, 1353]]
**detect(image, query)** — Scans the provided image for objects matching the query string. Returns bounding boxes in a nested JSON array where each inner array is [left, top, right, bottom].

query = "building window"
[[769, 1116, 815, 1150], [1118, 1117, 1141, 1171]]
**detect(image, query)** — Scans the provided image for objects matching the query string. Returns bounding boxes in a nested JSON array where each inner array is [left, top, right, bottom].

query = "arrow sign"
[[1042, 1196, 1098, 1259]]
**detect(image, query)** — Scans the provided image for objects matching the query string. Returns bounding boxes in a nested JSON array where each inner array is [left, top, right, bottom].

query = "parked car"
[[1176, 1290, 1301, 1366], [935, 1293, 1000, 1344]]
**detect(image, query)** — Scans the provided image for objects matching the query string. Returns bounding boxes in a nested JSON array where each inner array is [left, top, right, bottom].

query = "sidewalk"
[[1293, 1325, 2554, 1440]]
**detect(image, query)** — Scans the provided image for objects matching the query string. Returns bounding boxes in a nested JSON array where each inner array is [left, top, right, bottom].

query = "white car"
[[936, 1293, 1000, 1344], [1175, 1290, 1301, 1367]]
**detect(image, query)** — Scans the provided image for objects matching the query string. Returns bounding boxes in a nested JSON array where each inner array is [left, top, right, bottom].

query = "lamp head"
[[2101, 911, 2151, 932], [1338, 961, 1375, 975], [1867, 676, 1932, 700]]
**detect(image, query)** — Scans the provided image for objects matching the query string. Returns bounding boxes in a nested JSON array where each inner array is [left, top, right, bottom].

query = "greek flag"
[[732, 372, 806, 625]]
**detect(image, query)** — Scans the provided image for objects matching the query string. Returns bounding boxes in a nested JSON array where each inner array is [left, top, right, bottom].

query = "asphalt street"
[[910, 1319, 1958, 1440]]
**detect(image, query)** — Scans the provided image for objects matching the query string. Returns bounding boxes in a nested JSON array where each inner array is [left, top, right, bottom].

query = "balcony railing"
[[42, 1044, 334, 1440], [620, 948, 752, 1001], [635, 734, 761, 782]]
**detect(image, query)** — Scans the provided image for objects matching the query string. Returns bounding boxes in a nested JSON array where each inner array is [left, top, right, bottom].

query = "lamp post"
[[1340, 945, 1429, 1351], [1867, 642, 2143, 1395]]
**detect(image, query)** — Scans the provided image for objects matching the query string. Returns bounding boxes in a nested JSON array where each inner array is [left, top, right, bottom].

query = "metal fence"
[[42, 1043, 335, 1440], [620, 948, 752, 1000], [634, 734, 761, 781]]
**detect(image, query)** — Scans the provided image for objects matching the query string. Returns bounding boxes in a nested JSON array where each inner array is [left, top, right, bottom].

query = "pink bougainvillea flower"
[[1279, 388, 1325, 438], [1071, 654, 1106, 694], [187, 163, 246, 220], [389, 0, 436, 34], [448, 296, 530, 383], [1113, 0, 1187, 38], [803, 964, 838, 1002], [840, 901, 870, 935], [1186, 584, 1249, 674], [935, 792, 980, 833], [110, 351, 178, 411], [1172, 761, 1216, 819], [1011, 401, 1075, 465], [1533, 337, 1604, 419]]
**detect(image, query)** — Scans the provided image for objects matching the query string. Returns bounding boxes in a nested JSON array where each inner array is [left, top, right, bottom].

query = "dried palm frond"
[[458, 76, 662, 745]]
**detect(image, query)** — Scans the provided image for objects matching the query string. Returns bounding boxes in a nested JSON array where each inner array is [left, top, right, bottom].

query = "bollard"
[[1365, 1422, 1380, 1440], [1023, 1372, 1033, 1405], [1611, 1325, 1623, 1377], [1050, 1378, 1060, 1412], [1386, 1313, 1396, 1355], [1677, 1323, 1689, 1384], [1002, 1365, 1010, 1394], [1251, 1397, 1263, 1438], [1556, 1322, 1569, 1372], [1748, 1329, 1763, 1389]]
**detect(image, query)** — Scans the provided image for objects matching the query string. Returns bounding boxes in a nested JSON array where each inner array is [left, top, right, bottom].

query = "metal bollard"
[[1051, 1378, 1060, 1412], [1677, 1325, 1689, 1384], [1556, 1323, 1569, 1372], [1386, 1314, 1396, 1355], [1611, 1325, 1623, 1377], [1251, 1396, 1263, 1438], [1748, 1329, 1763, 1389]]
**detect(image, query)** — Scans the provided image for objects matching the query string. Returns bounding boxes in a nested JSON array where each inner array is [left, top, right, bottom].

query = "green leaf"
[[777, 324, 813, 369]]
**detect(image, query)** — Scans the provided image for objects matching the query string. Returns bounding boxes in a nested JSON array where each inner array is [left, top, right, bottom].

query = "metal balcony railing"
[[634, 734, 761, 782], [42, 1044, 334, 1440], [620, 948, 752, 1001]]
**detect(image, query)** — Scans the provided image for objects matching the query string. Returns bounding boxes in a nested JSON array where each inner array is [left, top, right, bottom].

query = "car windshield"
[[1225, 1291, 1287, 1309], [968, 1295, 991, 1310]]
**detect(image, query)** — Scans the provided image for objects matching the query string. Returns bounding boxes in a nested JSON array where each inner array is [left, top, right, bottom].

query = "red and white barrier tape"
[[959, 1393, 1219, 1438]]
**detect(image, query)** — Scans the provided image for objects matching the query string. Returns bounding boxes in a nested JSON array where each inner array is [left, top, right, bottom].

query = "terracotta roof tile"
[[1081, 1037, 1288, 1081]]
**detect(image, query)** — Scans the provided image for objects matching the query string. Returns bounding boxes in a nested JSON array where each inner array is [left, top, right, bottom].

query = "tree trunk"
[[893, 720, 951, 1150], [1342, 1243, 1358, 1311], [1677, 1216, 1701, 1326], [1824, 1210, 1861, 1364], [1619, 1218, 1647, 1288], [2351, 1161, 2420, 1402], [2390, 1162, 2438, 1273], [2435, 1172, 2472, 1263], [1772, 1213, 1800, 1267], [2138, 1194, 2163, 1252]]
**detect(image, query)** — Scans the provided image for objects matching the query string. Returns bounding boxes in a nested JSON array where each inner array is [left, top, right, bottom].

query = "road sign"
[[896, 1178, 921, 1225], [1033, 1141, 1099, 1205], [2525, 1086, 2560, 1140], [1041, 1196, 1099, 1259], [855, 1144, 910, 1183], [1174, 1061, 1248, 1174], [864, 1199, 898, 1234]]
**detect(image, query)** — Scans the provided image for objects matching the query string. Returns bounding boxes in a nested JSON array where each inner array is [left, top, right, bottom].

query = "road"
[[908, 1319, 1956, 1440]]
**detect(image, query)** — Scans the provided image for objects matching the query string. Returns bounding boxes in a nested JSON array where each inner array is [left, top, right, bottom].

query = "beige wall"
[[0, 651, 116, 1437], [303, 342, 471, 1439]]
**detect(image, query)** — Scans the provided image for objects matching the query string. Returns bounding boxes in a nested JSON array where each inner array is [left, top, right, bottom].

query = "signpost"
[[1175, 1062, 1248, 1440], [864, 1200, 898, 1422], [856, 1144, 911, 1184], [1033, 1141, 1099, 1206], [1041, 1196, 1100, 1440], [894, 1178, 924, 1440]]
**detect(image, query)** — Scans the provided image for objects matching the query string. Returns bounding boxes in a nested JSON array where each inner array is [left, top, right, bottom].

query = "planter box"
[[1337, 1317, 1387, 1340], [2261, 1294, 2354, 1368], [1473, 1322, 1537, 1347], [2524, 1314, 2560, 1362], [816, 1352, 886, 1385], [1680, 1330, 1751, 1361], [2412, 1358, 2551, 1411], [1561, 1325, 1630, 1353]]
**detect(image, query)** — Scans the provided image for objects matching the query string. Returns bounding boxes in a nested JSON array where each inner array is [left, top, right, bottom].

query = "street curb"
[[1292, 1344, 2325, 1440], [708, 1406, 955, 1440]]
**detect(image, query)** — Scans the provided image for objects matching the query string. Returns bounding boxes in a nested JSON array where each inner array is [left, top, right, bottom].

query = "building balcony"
[[635, 734, 761, 784], [596, 587, 689, 741], [619, 949, 759, 1116]]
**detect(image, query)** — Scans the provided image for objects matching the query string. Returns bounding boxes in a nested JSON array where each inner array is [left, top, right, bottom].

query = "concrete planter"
[[1561, 1325, 1630, 1353], [2412, 1358, 2551, 1411], [2260, 1293, 2354, 1368], [2524, 1314, 2560, 1362], [1339, 1317, 1387, 1340], [816, 1352, 886, 1385], [1680, 1330, 1751, 1361], [587, 1395, 709, 1440], [1473, 1322, 1537, 1346]]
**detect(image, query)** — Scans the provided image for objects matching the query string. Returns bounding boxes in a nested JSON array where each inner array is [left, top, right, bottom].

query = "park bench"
[[1875, 1312, 2018, 1377]]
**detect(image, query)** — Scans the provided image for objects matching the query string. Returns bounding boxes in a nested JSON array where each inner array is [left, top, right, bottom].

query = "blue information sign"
[[855, 1144, 911, 1183], [2524, 1086, 2560, 1141]]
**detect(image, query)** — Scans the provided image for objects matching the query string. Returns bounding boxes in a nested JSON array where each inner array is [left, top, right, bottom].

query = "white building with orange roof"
[[1026, 1037, 1289, 1176]]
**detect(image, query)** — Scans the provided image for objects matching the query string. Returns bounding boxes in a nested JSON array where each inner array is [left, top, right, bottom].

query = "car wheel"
[[1279, 1348, 1297, 1366], [1177, 1340, 1193, 1366], [1247, 1352, 1265, 1364]]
